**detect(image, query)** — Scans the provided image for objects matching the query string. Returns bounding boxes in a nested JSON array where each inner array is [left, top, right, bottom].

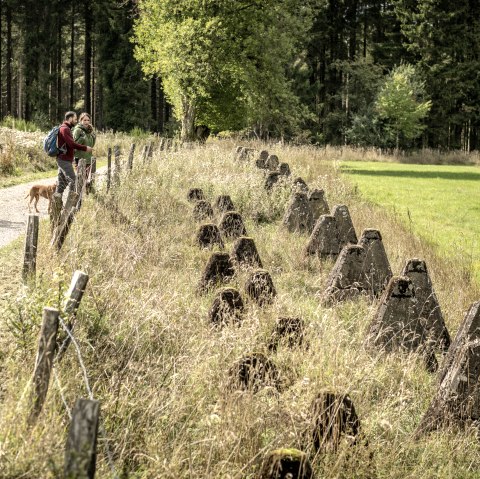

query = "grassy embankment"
[[339, 160, 480, 284], [0, 141, 479, 477]]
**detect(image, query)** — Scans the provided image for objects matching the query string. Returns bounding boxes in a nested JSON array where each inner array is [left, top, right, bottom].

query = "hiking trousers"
[[56, 158, 76, 194]]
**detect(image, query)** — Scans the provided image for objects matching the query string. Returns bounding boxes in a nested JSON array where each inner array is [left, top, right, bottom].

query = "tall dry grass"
[[0, 139, 479, 478]]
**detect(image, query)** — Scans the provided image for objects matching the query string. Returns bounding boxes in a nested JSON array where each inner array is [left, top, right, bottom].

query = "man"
[[56, 111, 93, 194]]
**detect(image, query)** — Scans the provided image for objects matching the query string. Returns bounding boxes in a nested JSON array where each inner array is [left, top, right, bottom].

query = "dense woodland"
[[1, 1, 479, 149]]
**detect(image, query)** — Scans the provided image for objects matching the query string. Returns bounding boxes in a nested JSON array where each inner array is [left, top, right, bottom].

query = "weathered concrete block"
[[308, 188, 330, 225], [278, 162, 291, 176], [245, 269, 276, 306], [195, 223, 224, 249], [231, 236, 263, 269], [265, 172, 281, 190], [256, 158, 267, 169], [292, 177, 309, 193], [258, 449, 313, 479], [218, 211, 247, 239], [416, 301, 480, 436], [237, 147, 254, 161], [310, 391, 360, 452], [269, 317, 305, 352], [304, 214, 340, 258], [359, 229, 392, 296], [192, 200, 214, 222], [365, 276, 437, 371], [198, 252, 235, 293], [401, 258, 450, 351], [258, 150, 269, 160], [187, 188, 204, 202], [332, 204, 357, 248], [215, 195, 235, 213], [282, 192, 312, 233], [208, 287, 244, 327], [322, 245, 369, 303], [228, 352, 280, 392], [265, 154, 279, 170]]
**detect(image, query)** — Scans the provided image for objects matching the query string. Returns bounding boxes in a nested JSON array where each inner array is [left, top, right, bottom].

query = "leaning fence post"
[[147, 142, 153, 161], [57, 271, 90, 360], [106, 148, 112, 192], [76, 159, 87, 195], [141, 144, 148, 163], [22, 214, 39, 283], [50, 193, 63, 233], [113, 145, 121, 187], [127, 143, 136, 170], [29, 307, 59, 424], [51, 189, 79, 250], [64, 398, 100, 479]]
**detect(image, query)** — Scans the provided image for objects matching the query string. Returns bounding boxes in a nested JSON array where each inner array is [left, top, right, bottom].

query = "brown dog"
[[25, 183, 56, 213]]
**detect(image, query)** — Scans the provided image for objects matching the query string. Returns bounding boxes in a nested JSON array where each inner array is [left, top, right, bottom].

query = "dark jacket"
[[57, 121, 87, 162]]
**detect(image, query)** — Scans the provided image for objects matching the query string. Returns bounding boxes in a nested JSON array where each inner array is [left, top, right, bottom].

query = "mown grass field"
[[339, 161, 480, 284], [1, 141, 480, 478]]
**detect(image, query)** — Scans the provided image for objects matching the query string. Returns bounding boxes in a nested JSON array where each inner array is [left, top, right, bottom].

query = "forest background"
[[1, 0, 479, 148]]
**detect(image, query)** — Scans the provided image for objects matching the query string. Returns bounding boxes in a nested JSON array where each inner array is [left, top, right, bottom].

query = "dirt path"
[[0, 176, 57, 248]]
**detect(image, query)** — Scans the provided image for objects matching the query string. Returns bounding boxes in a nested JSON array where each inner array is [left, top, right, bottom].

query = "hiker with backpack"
[[73, 112, 96, 193], [54, 111, 93, 195]]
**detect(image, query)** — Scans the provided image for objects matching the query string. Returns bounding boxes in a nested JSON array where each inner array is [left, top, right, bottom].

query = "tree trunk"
[[84, 0, 92, 113], [181, 97, 196, 141], [70, 3, 75, 107], [158, 80, 165, 132], [150, 77, 157, 131], [6, 4, 12, 116]]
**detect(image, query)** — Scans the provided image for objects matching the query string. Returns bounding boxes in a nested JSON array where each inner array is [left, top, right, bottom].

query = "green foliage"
[[133, 0, 314, 139], [0, 116, 41, 132], [375, 64, 431, 148]]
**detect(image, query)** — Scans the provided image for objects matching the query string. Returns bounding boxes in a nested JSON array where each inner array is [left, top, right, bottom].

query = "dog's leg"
[[34, 196, 40, 213]]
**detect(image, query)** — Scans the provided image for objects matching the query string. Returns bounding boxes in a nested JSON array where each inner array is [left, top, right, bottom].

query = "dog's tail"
[[24, 193, 29, 199]]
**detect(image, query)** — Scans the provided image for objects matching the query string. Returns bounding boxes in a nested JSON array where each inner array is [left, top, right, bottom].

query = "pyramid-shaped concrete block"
[[218, 211, 247, 239], [231, 236, 263, 269], [198, 252, 235, 293], [304, 214, 340, 258], [365, 276, 437, 371], [208, 287, 244, 327], [292, 177, 309, 193], [245, 269, 277, 306], [322, 244, 369, 303], [278, 162, 291, 176], [402, 259, 450, 351], [192, 200, 214, 222], [187, 188, 204, 202], [359, 229, 392, 296], [283, 192, 313, 233], [308, 189, 330, 225], [332, 204, 357, 248], [265, 154, 279, 170], [195, 223, 224, 249], [416, 301, 480, 436], [265, 172, 281, 190], [215, 195, 235, 213]]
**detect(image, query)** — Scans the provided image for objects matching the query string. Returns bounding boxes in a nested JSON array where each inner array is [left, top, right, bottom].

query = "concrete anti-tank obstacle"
[[278, 162, 291, 176], [332, 204, 357, 248], [228, 352, 280, 392], [322, 244, 369, 303], [304, 214, 340, 258], [308, 188, 330, 225], [416, 301, 480, 437], [258, 449, 313, 479], [192, 200, 214, 222], [195, 223, 224, 249], [265, 154, 279, 171], [215, 194, 235, 213], [198, 252, 235, 293], [401, 258, 450, 351], [282, 192, 313, 233], [208, 287, 244, 327], [309, 391, 361, 452], [292, 177, 308, 193], [231, 236, 263, 269], [259, 150, 269, 161], [359, 228, 392, 296], [245, 269, 277, 306], [269, 317, 305, 352], [237, 147, 254, 161], [265, 172, 281, 190], [187, 188, 205, 202], [365, 276, 438, 372], [218, 211, 247, 239]]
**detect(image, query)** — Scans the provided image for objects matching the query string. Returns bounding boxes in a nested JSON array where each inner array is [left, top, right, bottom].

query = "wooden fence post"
[[22, 214, 39, 283], [106, 148, 112, 192], [50, 193, 63, 233], [57, 271, 90, 360], [51, 190, 80, 250], [159, 138, 165, 151], [141, 144, 148, 163], [76, 159, 87, 210], [64, 398, 100, 479], [113, 145, 121, 187], [29, 307, 59, 424], [147, 142, 154, 161], [127, 143, 136, 170]]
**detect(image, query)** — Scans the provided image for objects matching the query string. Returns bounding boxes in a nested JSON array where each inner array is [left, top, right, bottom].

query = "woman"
[[73, 112, 96, 192]]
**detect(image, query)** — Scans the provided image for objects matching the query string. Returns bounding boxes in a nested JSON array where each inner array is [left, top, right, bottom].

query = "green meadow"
[[339, 161, 480, 283]]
